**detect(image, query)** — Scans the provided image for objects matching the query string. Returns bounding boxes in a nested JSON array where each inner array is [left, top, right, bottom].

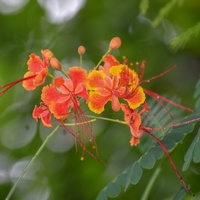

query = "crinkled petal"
[[41, 49, 53, 66], [41, 84, 63, 106], [111, 95, 121, 112], [49, 101, 69, 119], [27, 53, 45, 73], [129, 114, 142, 136], [96, 87, 111, 96], [130, 136, 140, 146], [104, 76, 113, 89], [67, 67, 87, 88], [75, 83, 88, 100], [34, 68, 48, 86], [32, 104, 52, 128], [22, 71, 36, 90], [54, 76, 65, 87], [103, 54, 120, 66], [88, 92, 110, 114], [126, 86, 145, 109], [87, 70, 105, 89]]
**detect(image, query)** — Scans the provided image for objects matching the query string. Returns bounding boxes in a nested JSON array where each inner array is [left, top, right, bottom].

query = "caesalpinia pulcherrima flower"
[[0, 49, 54, 96], [22, 49, 53, 90], [2, 37, 198, 198], [32, 102, 52, 128], [121, 103, 150, 146], [87, 55, 146, 114], [41, 66, 88, 119]]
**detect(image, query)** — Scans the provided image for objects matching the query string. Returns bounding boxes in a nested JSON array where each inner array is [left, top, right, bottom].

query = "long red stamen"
[[142, 127, 194, 195], [57, 119, 105, 165], [141, 65, 176, 84], [139, 60, 146, 83], [0, 75, 36, 96], [144, 89, 194, 112], [71, 96, 98, 158]]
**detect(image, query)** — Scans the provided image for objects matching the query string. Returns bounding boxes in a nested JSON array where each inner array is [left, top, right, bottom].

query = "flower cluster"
[[1, 37, 193, 149], [2, 37, 197, 197]]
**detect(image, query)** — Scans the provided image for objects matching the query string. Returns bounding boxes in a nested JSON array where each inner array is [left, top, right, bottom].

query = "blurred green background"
[[0, 0, 200, 199]]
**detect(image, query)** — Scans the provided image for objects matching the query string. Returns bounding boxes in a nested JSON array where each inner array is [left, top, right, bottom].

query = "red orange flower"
[[32, 102, 52, 128], [22, 49, 53, 90], [41, 66, 88, 119], [121, 104, 144, 146]]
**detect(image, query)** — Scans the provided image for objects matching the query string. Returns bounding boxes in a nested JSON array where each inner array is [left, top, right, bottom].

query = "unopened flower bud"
[[78, 45, 86, 56], [109, 37, 121, 50], [50, 57, 61, 71]]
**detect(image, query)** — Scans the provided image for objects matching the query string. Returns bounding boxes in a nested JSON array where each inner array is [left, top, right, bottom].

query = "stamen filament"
[[142, 127, 194, 195], [0, 75, 36, 96]]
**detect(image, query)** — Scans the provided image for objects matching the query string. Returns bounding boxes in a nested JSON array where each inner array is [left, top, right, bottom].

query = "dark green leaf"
[[124, 162, 142, 191], [193, 139, 200, 163], [96, 191, 107, 200], [106, 182, 121, 198], [183, 128, 200, 171], [173, 187, 187, 200], [139, 154, 156, 169]]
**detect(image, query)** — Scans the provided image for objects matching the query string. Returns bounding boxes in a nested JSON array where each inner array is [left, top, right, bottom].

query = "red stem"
[[0, 75, 36, 96], [142, 127, 194, 195], [141, 65, 176, 84], [144, 89, 194, 112], [144, 117, 200, 131]]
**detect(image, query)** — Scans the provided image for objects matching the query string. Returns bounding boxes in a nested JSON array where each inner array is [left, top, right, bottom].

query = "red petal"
[[22, 71, 36, 90], [41, 84, 63, 106], [67, 67, 87, 88], [27, 53, 45, 73], [34, 68, 48, 86], [103, 54, 120, 66], [49, 101, 69, 119]]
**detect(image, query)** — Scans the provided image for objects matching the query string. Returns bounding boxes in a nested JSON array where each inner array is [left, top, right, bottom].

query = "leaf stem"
[[94, 47, 112, 69], [86, 114, 127, 125], [141, 166, 162, 200], [5, 125, 60, 200]]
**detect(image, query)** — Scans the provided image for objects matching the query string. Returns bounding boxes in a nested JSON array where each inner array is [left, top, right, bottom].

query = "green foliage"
[[139, 0, 149, 14], [152, 0, 184, 27], [182, 79, 200, 171], [169, 23, 200, 52], [1, 1, 200, 200], [96, 112, 199, 199], [96, 86, 200, 199]]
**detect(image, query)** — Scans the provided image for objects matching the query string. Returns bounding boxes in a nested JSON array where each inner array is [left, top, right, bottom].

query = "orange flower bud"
[[78, 45, 86, 55], [50, 57, 61, 71], [109, 37, 121, 50]]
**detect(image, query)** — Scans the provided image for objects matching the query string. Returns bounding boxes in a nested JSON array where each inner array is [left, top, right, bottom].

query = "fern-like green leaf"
[[139, 0, 149, 15], [194, 79, 200, 111], [182, 126, 200, 171], [169, 22, 200, 52], [173, 187, 187, 200], [152, 0, 184, 27], [125, 162, 142, 187], [96, 111, 200, 200], [182, 78, 200, 170]]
